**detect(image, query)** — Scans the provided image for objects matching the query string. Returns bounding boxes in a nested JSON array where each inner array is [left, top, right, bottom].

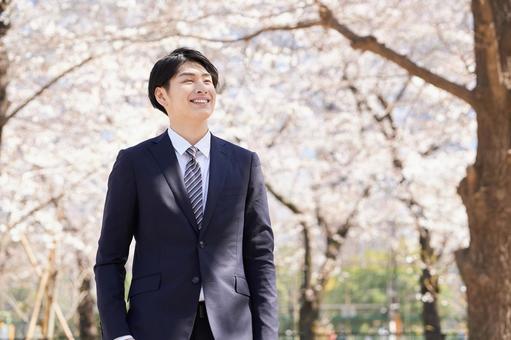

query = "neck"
[[168, 119, 209, 145]]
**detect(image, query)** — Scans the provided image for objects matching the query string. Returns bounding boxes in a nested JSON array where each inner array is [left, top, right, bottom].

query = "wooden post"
[[42, 239, 57, 337], [21, 234, 74, 339], [25, 266, 50, 339]]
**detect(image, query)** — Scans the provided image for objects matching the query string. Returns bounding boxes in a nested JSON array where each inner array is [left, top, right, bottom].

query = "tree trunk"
[[297, 219, 326, 339], [77, 254, 98, 340], [296, 215, 356, 339], [419, 228, 443, 340], [453, 0, 511, 338], [298, 296, 320, 340], [420, 268, 444, 340], [455, 120, 511, 339], [420, 268, 443, 340], [298, 221, 319, 339], [0, 1, 10, 160]]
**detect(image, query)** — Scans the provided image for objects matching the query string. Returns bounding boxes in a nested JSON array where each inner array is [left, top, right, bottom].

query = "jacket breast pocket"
[[234, 275, 251, 297], [128, 273, 161, 301]]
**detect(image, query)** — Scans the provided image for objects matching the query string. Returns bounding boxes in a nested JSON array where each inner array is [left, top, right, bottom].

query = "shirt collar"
[[167, 127, 211, 159]]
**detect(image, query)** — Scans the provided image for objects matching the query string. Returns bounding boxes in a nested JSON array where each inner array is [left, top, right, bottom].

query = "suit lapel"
[[148, 130, 200, 234], [147, 130, 229, 236], [200, 134, 227, 234]]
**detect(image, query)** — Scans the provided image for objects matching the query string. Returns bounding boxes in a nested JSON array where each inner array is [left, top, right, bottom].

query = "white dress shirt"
[[114, 127, 211, 340], [167, 126, 210, 303]]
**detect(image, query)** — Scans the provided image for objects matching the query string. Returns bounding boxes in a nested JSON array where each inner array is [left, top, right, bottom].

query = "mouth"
[[189, 99, 210, 105]]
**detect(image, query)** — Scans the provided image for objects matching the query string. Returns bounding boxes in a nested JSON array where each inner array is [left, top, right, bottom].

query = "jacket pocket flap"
[[128, 273, 161, 299], [234, 275, 251, 297]]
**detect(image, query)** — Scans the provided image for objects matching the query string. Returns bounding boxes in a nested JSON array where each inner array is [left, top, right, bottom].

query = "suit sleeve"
[[243, 152, 279, 340], [94, 149, 137, 339]]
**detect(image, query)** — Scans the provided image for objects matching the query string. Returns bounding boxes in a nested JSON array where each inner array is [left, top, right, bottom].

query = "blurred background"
[[2, 0, 500, 339]]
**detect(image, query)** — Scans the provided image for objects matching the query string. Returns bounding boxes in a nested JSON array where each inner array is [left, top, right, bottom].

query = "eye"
[[204, 79, 212, 83], [183, 79, 193, 83]]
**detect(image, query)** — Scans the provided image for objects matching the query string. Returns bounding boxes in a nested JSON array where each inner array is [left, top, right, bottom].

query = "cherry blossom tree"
[[0, 1, 477, 338]]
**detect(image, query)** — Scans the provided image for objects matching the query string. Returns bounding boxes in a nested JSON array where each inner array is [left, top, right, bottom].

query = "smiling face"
[[155, 61, 217, 126]]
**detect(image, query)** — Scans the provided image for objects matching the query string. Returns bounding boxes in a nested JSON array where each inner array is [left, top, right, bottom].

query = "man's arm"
[[243, 152, 279, 340], [94, 150, 137, 339]]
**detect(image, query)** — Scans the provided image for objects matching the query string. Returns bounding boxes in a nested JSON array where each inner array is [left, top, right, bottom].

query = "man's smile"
[[190, 97, 211, 105]]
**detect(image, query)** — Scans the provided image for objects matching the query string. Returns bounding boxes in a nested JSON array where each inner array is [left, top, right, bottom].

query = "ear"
[[155, 87, 167, 106]]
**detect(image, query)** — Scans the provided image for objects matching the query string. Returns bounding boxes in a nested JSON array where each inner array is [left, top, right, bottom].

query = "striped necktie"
[[184, 146, 203, 229]]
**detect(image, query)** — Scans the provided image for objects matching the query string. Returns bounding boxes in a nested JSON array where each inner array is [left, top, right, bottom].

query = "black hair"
[[148, 47, 219, 115]]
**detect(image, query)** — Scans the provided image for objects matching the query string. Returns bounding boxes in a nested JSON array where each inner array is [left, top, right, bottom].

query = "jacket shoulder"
[[214, 135, 256, 160], [118, 131, 164, 156]]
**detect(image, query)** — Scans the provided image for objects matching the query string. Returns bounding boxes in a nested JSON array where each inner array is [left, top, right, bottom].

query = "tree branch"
[[314, 185, 369, 294], [316, 2, 477, 108], [265, 181, 303, 214], [121, 19, 322, 45], [2, 55, 95, 125]]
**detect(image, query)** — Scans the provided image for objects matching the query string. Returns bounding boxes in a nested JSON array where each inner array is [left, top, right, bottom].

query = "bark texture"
[[0, 0, 11, 159], [454, 1, 511, 338]]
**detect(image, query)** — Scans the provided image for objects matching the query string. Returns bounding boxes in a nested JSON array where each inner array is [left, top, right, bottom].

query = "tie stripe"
[[184, 146, 203, 228]]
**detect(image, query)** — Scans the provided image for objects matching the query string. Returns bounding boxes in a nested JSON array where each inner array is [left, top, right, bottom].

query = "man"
[[94, 48, 279, 340]]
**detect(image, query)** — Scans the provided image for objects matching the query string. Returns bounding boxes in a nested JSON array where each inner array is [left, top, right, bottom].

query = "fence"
[[279, 332, 467, 340]]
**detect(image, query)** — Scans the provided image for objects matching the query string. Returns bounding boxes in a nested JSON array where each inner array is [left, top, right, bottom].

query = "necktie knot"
[[186, 146, 198, 160]]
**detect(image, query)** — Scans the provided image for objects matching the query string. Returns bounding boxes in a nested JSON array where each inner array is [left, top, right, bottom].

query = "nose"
[[195, 84, 208, 94]]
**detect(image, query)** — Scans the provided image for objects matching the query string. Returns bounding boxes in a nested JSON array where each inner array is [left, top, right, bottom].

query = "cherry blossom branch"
[[3, 56, 94, 124], [316, 1, 477, 108]]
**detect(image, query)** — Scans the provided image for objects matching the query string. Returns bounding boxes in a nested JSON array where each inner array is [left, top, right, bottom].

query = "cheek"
[[174, 93, 190, 106]]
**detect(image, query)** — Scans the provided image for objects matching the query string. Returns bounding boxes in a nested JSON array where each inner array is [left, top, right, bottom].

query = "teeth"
[[192, 99, 208, 103]]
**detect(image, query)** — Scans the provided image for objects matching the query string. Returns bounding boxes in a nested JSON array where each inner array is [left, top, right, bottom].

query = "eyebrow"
[[177, 72, 212, 78]]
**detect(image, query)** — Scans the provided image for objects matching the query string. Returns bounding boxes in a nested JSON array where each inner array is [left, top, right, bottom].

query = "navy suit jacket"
[[94, 130, 278, 340]]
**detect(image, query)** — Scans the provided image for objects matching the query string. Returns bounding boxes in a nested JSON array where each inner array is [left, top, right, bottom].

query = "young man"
[[94, 48, 278, 340]]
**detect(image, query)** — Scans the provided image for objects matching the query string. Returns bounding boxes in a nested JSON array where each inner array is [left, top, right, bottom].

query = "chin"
[[190, 111, 213, 122]]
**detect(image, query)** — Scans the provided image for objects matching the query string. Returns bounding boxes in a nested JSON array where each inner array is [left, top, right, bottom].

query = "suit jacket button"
[[199, 241, 205, 248], [192, 276, 200, 284]]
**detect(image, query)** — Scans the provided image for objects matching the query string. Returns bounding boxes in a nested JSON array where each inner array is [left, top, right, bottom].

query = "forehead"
[[175, 61, 211, 77]]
